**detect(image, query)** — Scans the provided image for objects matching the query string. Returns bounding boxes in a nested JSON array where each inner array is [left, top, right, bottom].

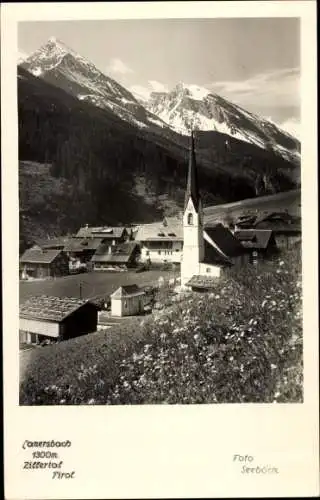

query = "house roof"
[[234, 229, 273, 249], [135, 218, 183, 242], [91, 242, 138, 264], [34, 236, 70, 249], [184, 131, 200, 212], [64, 237, 104, 253], [20, 248, 63, 264], [19, 295, 95, 322], [75, 226, 126, 239], [253, 212, 301, 232], [186, 275, 219, 289], [204, 224, 246, 258], [202, 239, 232, 266], [111, 284, 144, 298]]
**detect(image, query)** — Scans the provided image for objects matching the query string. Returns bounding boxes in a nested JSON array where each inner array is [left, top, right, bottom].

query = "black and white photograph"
[[17, 16, 304, 405], [2, 2, 319, 498]]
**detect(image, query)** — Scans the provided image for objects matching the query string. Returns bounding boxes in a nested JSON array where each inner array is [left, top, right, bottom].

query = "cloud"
[[129, 81, 168, 101], [106, 58, 133, 75], [277, 118, 300, 139], [129, 85, 151, 101], [18, 50, 28, 63], [148, 80, 169, 93], [209, 67, 300, 112]]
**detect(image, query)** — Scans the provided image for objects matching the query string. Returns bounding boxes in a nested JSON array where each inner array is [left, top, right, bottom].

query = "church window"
[[187, 213, 193, 225]]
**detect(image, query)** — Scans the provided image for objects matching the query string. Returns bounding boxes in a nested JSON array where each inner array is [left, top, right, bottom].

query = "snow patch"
[[31, 67, 43, 76]]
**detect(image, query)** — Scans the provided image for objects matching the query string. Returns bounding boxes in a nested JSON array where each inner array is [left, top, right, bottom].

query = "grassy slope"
[[20, 245, 302, 405]]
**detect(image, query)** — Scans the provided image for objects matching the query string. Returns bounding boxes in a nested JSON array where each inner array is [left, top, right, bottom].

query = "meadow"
[[20, 268, 179, 303], [20, 245, 302, 405]]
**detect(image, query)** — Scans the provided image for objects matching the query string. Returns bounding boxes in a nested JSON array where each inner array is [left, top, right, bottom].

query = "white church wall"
[[199, 262, 221, 277]]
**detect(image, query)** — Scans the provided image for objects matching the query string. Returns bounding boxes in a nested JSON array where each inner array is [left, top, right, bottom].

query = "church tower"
[[181, 131, 204, 286]]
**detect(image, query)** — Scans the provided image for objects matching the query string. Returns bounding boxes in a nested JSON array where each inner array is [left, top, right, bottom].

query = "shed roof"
[[91, 242, 138, 264], [234, 229, 273, 249], [76, 226, 126, 239], [186, 275, 219, 289], [19, 295, 95, 322], [20, 248, 63, 264], [135, 218, 183, 242], [204, 224, 246, 258], [111, 284, 144, 298]]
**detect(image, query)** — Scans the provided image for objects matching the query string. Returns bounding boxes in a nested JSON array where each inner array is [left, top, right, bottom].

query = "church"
[[181, 132, 240, 288]]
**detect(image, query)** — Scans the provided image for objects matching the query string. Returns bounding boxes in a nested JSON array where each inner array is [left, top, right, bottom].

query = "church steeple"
[[184, 131, 200, 212]]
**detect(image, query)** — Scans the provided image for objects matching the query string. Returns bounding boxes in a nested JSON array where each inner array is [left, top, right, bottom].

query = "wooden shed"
[[19, 248, 69, 279], [19, 295, 98, 345], [110, 285, 145, 317]]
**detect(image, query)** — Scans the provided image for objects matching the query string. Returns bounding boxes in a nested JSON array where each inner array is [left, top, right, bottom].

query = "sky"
[[18, 18, 300, 138]]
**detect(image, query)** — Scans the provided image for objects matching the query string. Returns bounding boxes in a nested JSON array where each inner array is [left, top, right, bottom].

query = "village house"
[[19, 248, 69, 279], [234, 211, 301, 250], [234, 229, 277, 262], [253, 213, 301, 249], [65, 225, 131, 269], [110, 285, 146, 317], [134, 217, 183, 265], [64, 237, 104, 270], [91, 241, 140, 271], [19, 295, 98, 345], [31, 236, 70, 251]]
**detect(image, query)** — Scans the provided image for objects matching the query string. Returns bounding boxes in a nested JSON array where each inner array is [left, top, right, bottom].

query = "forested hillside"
[[18, 66, 298, 251]]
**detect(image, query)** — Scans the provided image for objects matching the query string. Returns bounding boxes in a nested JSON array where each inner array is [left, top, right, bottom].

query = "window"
[[206, 267, 211, 273], [158, 250, 161, 255], [124, 300, 128, 308], [187, 213, 193, 225], [146, 251, 150, 256]]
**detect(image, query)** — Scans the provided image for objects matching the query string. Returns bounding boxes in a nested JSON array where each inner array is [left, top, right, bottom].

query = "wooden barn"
[[19, 248, 69, 279], [19, 295, 98, 345], [91, 242, 140, 271], [253, 212, 301, 249], [234, 229, 277, 262], [110, 285, 145, 317]]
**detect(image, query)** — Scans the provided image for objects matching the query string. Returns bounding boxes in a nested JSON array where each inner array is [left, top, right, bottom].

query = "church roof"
[[184, 131, 200, 212], [204, 224, 246, 258], [185, 275, 219, 289]]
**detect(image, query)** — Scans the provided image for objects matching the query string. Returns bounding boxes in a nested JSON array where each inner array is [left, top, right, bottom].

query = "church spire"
[[184, 130, 200, 211]]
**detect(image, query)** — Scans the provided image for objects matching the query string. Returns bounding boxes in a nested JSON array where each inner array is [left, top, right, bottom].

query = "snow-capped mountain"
[[20, 38, 300, 165], [146, 83, 300, 163], [20, 37, 168, 130]]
